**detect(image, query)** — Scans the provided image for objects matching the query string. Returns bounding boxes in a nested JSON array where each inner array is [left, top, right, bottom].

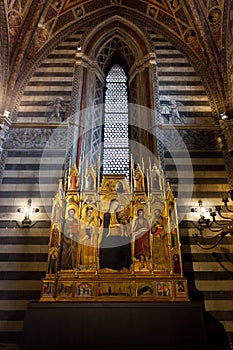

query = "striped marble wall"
[[151, 33, 213, 124], [0, 30, 232, 349], [152, 32, 233, 344], [0, 227, 49, 346], [17, 32, 81, 123], [0, 143, 66, 347], [0, 31, 80, 347]]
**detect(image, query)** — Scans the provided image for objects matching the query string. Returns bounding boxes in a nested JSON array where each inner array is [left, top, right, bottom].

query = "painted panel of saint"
[[151, 207, 170, 271], [132, 208, 151, 270], [78, 205, 101, 269], [60, 208, 78, 270]]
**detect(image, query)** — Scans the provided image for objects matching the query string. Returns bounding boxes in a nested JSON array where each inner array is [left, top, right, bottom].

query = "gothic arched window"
[[102, 63, 129, 177]]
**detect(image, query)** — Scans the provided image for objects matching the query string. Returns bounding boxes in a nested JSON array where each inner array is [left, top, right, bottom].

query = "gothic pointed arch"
[[72, 16, 159, 170]]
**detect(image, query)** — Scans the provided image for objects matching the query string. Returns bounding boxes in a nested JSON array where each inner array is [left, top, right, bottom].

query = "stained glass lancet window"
[[103, 64, 129, 177]]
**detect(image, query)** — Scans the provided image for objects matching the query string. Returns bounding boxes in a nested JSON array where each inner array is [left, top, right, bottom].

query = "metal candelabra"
[[191, 190, 233, 249]]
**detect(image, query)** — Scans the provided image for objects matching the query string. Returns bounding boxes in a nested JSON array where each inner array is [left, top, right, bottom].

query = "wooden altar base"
[[21, 301, 209, 350]]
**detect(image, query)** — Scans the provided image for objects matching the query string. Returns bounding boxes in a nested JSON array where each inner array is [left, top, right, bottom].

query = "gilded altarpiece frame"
[[40, 164, 189, 302]]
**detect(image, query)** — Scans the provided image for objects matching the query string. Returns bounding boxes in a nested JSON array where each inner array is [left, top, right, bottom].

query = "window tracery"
[[103, 63, 129, 177]]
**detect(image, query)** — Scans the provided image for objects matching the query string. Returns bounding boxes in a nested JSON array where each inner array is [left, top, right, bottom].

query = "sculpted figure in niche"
[[134, 167, 144, 191], [68, 166, 78, 191], [47, 98, 66, 122], [161, 100, 185, 124]]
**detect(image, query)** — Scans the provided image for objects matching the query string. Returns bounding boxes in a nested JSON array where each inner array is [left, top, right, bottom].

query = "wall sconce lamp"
[[191, 192, 233, 249], [220, 112, 228, 120], [17, 199, 39, 228]]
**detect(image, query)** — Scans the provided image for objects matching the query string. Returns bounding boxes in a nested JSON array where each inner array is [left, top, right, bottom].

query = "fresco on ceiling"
[[4, 0, 210, 59], [29, 0, 202, 57], [6, 0, 32, 47]]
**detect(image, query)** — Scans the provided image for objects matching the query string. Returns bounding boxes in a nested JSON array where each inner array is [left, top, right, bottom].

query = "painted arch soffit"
[[18, 0, 216, 58], [4, 0, 228, 61], [5, 0, 227, 117]]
